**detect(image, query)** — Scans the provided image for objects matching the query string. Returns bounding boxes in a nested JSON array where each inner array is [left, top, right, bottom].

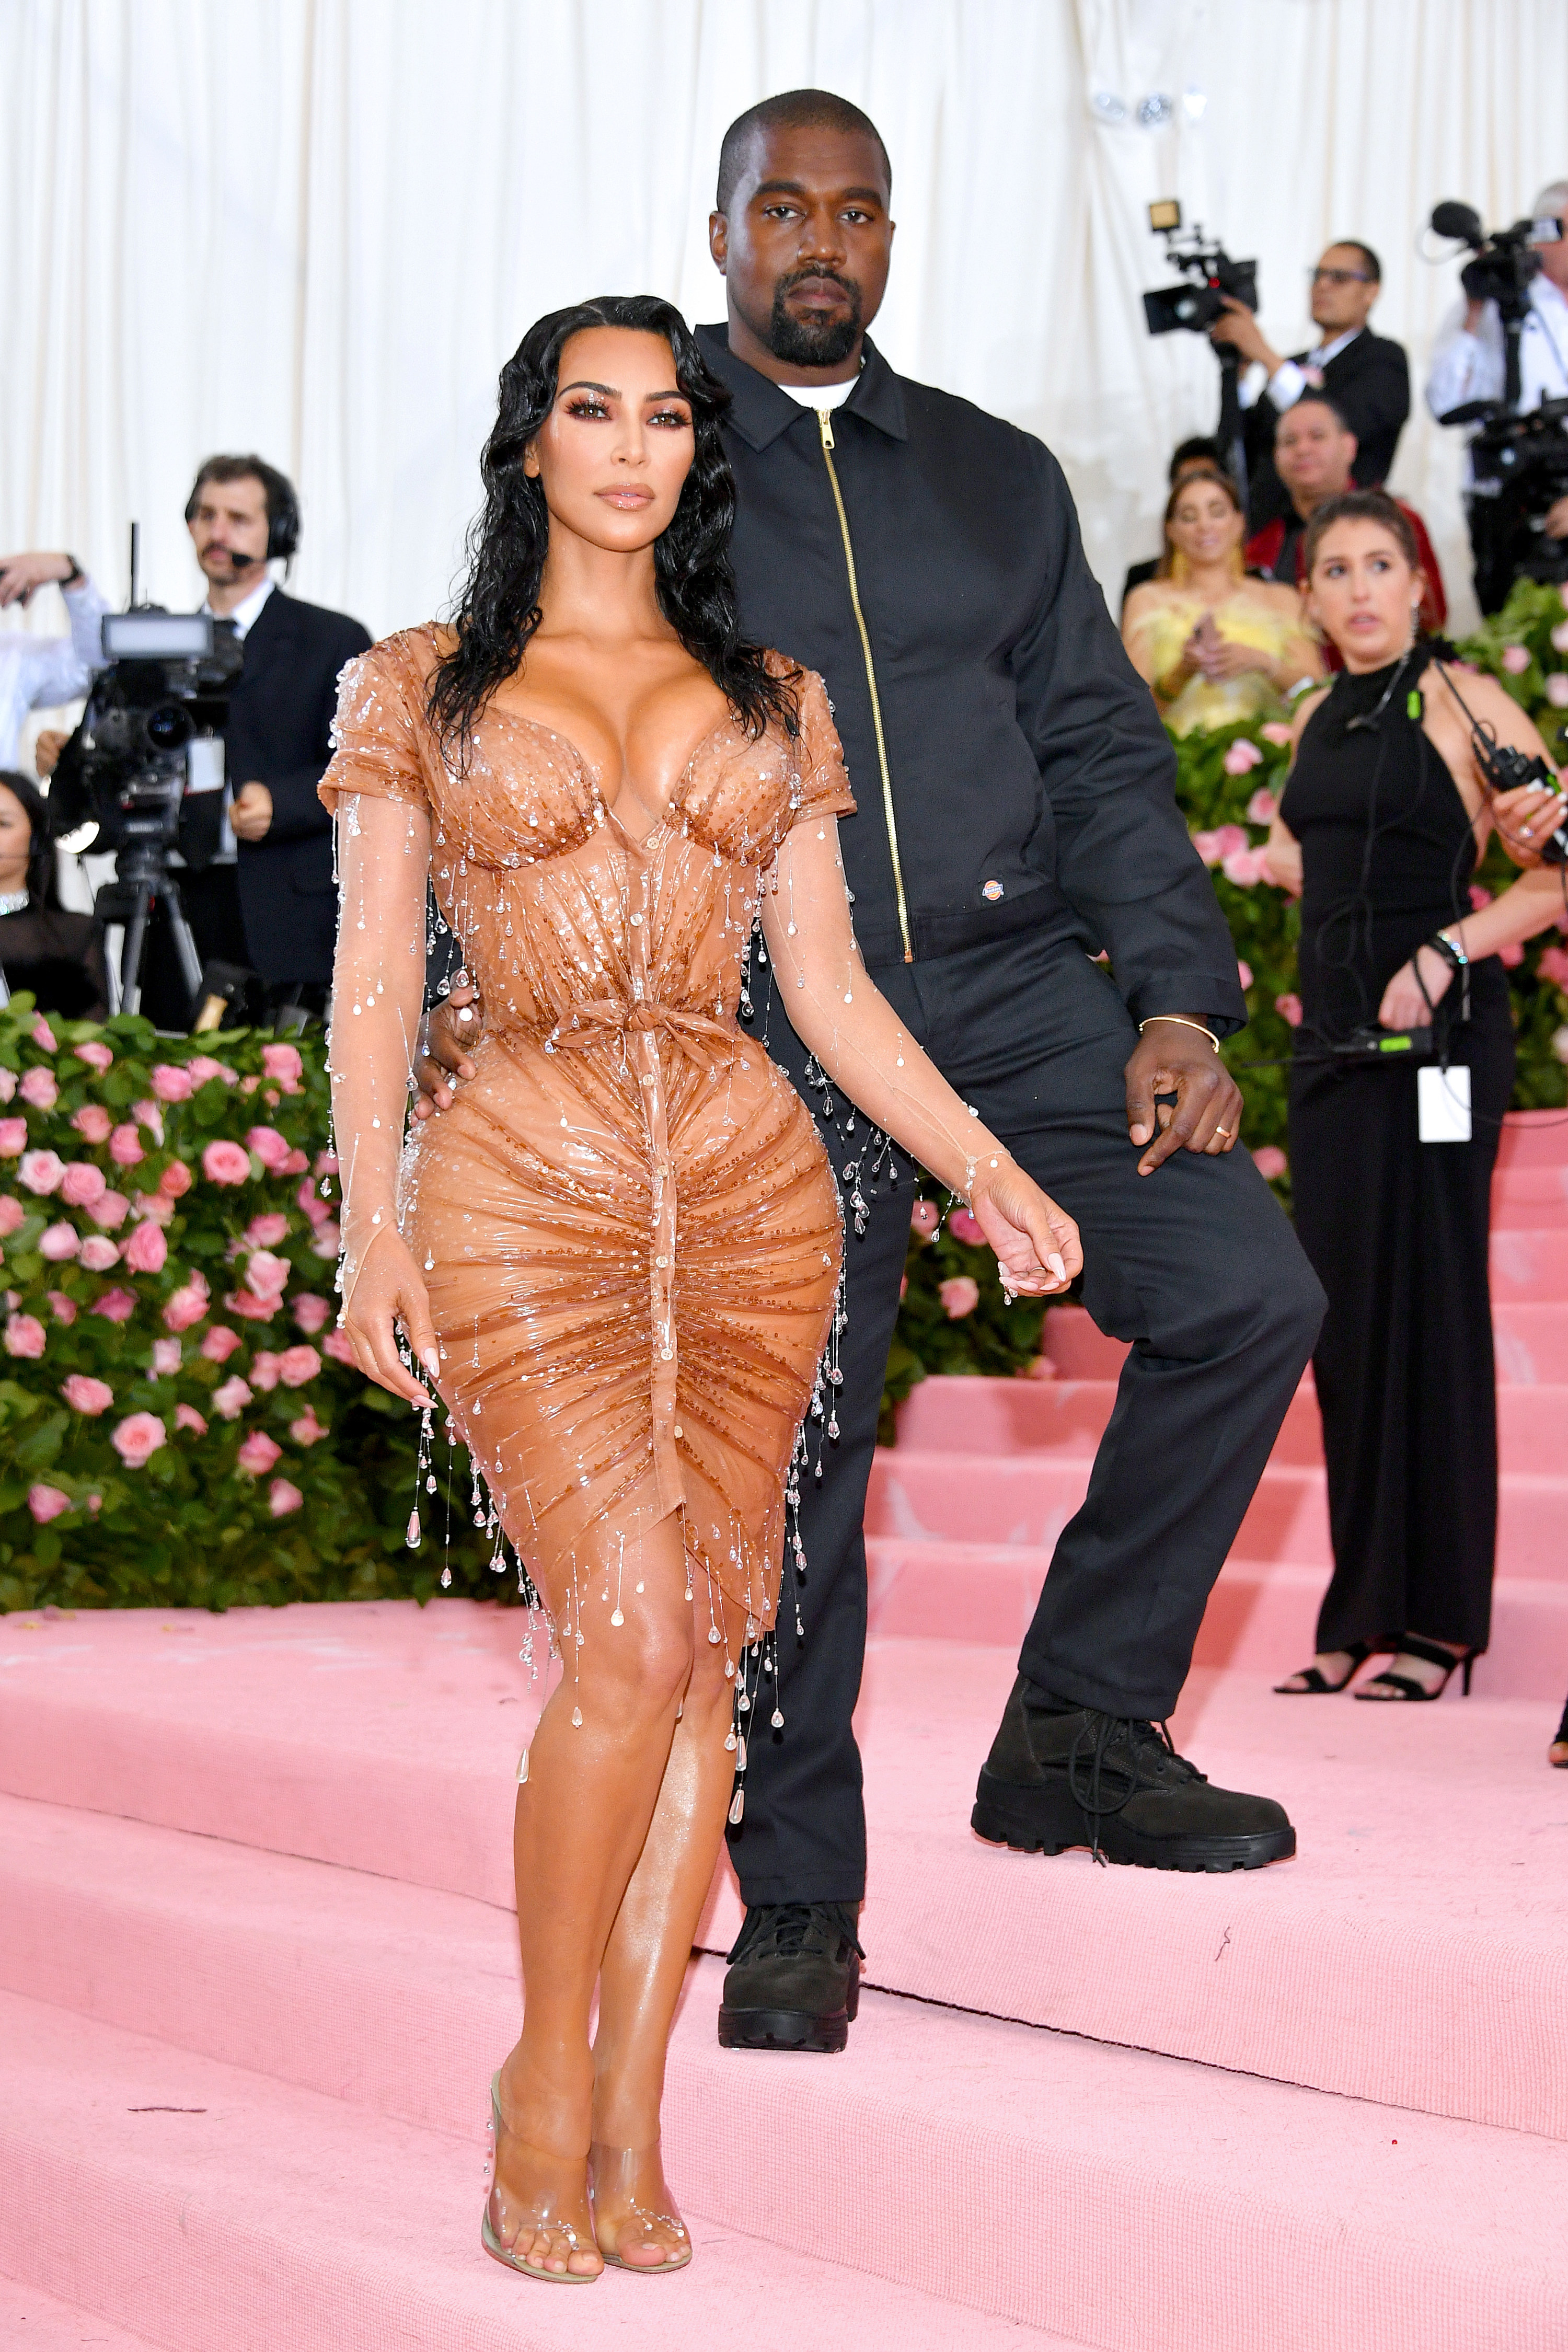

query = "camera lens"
[[145, 701, 194, 752]]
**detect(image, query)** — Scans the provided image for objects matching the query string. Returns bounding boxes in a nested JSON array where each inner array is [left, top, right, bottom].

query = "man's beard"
[[767, 267, 863, 367]]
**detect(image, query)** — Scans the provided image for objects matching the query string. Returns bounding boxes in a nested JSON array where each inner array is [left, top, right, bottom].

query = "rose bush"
[[0, 1004, 495, 1615]]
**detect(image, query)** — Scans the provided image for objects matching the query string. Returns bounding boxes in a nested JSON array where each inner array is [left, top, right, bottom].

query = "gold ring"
[[1214, 1124, 1232, 1137]]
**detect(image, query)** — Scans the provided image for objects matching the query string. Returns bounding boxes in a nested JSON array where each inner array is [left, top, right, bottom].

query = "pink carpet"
[[2, 1112, 1565, 2347]]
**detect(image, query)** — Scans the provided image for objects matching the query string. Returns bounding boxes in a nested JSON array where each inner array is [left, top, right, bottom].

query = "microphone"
[[1431, 201, 1483, 248], [227, 549, 262, 569]]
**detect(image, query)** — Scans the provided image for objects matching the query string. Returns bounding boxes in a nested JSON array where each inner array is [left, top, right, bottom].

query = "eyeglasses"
[[1309, 267, 1374, 287]]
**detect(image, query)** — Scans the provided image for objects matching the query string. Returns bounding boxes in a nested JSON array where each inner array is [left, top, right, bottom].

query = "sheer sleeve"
[[789, 667, 857, 827], [319, 634, 430, 814]]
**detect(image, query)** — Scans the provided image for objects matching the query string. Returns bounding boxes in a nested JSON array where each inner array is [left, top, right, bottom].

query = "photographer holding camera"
[[1427, 182, 1568, 615], [139, 455, 370, 1027]]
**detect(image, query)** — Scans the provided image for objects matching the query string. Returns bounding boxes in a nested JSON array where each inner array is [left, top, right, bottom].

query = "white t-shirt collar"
[[776, 372, 860, 411]]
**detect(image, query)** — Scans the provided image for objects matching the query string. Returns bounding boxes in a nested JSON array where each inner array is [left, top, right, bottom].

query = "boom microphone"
[[227, 549, 262, 569], [1431, 201, 1484, 247]]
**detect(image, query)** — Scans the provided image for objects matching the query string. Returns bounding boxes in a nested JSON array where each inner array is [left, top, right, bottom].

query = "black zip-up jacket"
[[697, 324, 1246, 1036]]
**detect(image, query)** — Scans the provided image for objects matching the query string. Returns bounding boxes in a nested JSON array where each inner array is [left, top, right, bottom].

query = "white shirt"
[[777, 373, 860, 410], [1426, 275, 1568, 430], [185, 571, 274, 862], [1239, 328, 1364, 414], [200, 571, 275, 638], [0, 575, 108, 769]]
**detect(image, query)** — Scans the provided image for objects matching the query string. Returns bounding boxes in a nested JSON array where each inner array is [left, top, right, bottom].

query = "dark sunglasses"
[[1309, 266, 1374, 287]]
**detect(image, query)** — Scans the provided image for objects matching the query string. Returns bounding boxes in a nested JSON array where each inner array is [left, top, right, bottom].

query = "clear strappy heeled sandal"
[[481, 2074, 601, 2285], [589, 2141, 693, 2274]]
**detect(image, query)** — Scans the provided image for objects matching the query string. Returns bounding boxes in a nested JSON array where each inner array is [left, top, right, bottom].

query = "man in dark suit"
[[1210, 241, 1410, 532], [143, 455, 370, 1027]]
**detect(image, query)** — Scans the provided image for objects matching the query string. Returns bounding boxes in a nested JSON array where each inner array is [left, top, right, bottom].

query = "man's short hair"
[[1534, 180, 1568, 224], [1329, 239, 1381, 283], [184, 454, 297, 537], [716, 89, 891, 213], [1278, 392, 1354, 439], [1170, 435, 1224, 480]]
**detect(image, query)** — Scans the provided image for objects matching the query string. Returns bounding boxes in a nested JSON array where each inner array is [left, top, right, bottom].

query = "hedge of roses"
[[0, 1002, 495, 1614], [879, 579, 1568, 1421]]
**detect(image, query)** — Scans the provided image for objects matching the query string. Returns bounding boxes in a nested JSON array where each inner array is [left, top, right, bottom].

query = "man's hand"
[[0, 551, 76, 609], [1492, 777, 1565, 867], [33, 729, 71, 779], [1125, 1018, 1242, 1175], [1208, 295, 1281, 376], [411, 980, 481, 1120], [230, 782, 273, 841], [1543, 494, 1568, 543]]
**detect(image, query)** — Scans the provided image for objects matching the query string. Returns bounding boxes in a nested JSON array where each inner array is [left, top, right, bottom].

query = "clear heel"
[[481, 2074, 601, 2285], [589, 2141, 693, 2274]]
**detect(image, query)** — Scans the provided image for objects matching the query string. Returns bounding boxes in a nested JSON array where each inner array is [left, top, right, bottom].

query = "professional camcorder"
[[1431, 201, 1562, 318], [1142, 199, 1259, 337]]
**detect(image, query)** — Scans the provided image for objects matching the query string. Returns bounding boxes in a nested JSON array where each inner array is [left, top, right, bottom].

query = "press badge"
[[1417, 1064, 1471, 1144], [185, 736, 225, 795]]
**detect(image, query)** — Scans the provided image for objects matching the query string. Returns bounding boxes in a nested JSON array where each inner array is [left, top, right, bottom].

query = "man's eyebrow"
[[752, 178, 886, 206]]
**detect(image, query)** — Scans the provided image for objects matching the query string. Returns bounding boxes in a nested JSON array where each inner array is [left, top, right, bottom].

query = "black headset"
[[185, 455, 300, 563]]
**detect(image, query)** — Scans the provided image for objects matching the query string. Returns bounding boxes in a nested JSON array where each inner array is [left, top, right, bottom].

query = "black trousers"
[[139, 865, 251, 1031], [727, 928, 1325, 1908]]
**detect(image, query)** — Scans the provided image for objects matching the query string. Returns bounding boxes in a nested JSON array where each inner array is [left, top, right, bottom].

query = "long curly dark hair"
[[428, 296, 798, 765]]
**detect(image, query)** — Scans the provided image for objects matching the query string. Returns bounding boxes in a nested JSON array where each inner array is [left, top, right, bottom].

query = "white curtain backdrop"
[[5, 0, 1568, 741]]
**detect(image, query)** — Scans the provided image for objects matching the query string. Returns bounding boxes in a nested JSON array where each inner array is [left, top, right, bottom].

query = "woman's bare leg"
[[491, 1506, 694, 2279], [589, 1573, 735, 2264]]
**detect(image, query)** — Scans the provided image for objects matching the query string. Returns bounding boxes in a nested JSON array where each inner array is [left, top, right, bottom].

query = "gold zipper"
[[816, 408, 914, 962]]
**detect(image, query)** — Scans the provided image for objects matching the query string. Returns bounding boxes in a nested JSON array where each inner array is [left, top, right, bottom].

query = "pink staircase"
[[1, 1115, 1566, 2348]]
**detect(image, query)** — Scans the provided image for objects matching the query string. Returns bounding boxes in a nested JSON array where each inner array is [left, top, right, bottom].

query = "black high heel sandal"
[[1354, 1636, 1479, 1703], [1549, 1694, 1568, 1768], [1273, 1642, 1372, 1696]]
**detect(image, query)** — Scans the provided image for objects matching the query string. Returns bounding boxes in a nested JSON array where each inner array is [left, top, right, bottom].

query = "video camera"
[[1431, 201, 1562, 321], [1142, 200, 1258, 337]]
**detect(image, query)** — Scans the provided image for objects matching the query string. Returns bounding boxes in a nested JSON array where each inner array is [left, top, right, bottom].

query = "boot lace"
[[1067, 1714, 1204, 1865], [726, 1901, 864, 1967]]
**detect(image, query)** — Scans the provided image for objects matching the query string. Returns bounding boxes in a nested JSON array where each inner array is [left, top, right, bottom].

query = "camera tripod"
[[94, 834, 205, 1022]]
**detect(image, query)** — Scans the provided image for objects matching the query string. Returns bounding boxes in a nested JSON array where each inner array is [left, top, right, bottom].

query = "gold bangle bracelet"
[[1139, 1016, 1221, 1054]]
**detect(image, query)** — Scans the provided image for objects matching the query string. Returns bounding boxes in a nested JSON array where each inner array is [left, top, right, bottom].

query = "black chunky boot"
[[972, 1676, 1296, 1872], [717, 1903, 864, 2052]]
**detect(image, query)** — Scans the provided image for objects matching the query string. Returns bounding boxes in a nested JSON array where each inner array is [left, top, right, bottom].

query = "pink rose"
[[322, 1329, 356, 1365], [19, 1149, 65, 1194], [1222, 738, 1264, 775], [28, 1483, 72, 1523], [289, 1405, 328, 1445], [250, 1351, 282, 1391], [39, 1221, 80, 1261], [90, 1190, 130, 1229], [1246, 787, 1278, 825], [31, 1016, 57, 1052], [0, 1119, 28, 1158], [240, 1075, 260, 1096], [201, 1325, 243, 1363], [61, 1161, 108, 1208], [109, 1124, 145, 1167], [910, 1199, 940, 1241], [175, 1402, 209, 1435], [1237, 959, 1253, 989], [1501, 644, 1531, 674], [19, 1067, 58, 1110], [1252, 1145, 1288, 1180], [211, 1375, 253, 1419], [268, 1477, 304, 1517], [261, 1042, 304, 1089], [1546, 672, 1568, 710], [149, 1064, 195, 1102], [0, 1070, 12, 1102], [131, 1101, 165, 1143], [1019, 1355, 1058, 1381], [1259, 721, 1294, 746], [131, 1192, 175, 1228], [1192, 823, 1248, 868], [0, 1196, 24, 1235], [71, 1104, 113, 1145], [292, 1292, 331, 1333], [74, 1041, 113, 1074], [202, 1140, 252, 1186], [939, 1276, 980, 1319], [123, 1220, 168, 1274], [237, 1429, 282, 1475], [1535, 944, 1568, 989], [314, 1151, 339, 1177], [5, 1312, 47, 1358], [281, 1148, 309, 1175], [946, 1207, 986, 1247], [1555, 1025, 1568, 1066], [246, 1125, 292, 1172], [79, 1236, 120, 1273], [1274, 993, 1304, 1028], [246, 1213, 289, 1248], [1221, 846, 1272, 886], [111, 1411, 166, 1468], [158, 1158, 193, 1199], [1499, 941, 1526, 969], [61, 1373, 114, 1415], [297, 1177, 331, 1226], [187, 1056, 238, 1087], [225, 1288, 281, 1321], [309, 1222, 341, 1259], [278, 1343, 321, 1387], [46, 1291, 77, 1324], [1551, 616, 1568, 651], [92, 1287, 138, 1323], [152, 1338, 182, 1377], [163, 1276, 211, 1333]]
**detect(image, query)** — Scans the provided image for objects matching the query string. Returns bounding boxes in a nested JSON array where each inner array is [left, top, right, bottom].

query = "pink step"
[[3, 1607, 1566, 2141], [1495, 1108, 1568, 1166], [1041, 1292, 1568, 1378], [0, 2275, 157, 2350], [0, 1990, 1060, 2352], [1490, 1226, 1568, 1298]]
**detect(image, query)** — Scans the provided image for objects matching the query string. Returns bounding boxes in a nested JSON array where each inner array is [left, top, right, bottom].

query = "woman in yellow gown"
[[1123, 465, 1322, 734]]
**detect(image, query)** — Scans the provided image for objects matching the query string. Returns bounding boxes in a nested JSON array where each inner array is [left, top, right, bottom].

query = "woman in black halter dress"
[[1265, 491, 1564, 1703]]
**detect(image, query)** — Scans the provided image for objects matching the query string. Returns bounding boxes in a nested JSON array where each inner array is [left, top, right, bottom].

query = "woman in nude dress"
[[321, 297, 1080, 2284]]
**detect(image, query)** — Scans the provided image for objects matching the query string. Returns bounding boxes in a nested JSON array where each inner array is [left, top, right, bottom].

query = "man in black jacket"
[[422, 92, 1325, 2052], [144, 456, 370, 1025], [1213, 240, 1410, 532]]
